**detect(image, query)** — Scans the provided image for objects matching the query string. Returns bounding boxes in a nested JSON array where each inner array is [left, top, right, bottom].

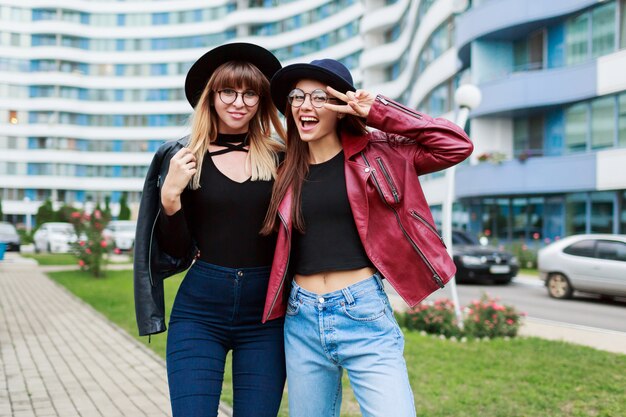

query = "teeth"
[[301, 117, 318, 122]]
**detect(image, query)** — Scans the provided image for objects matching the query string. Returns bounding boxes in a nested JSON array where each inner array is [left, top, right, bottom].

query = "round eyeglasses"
[[288, 88, 338, 108], [217, 89, 260, 107]]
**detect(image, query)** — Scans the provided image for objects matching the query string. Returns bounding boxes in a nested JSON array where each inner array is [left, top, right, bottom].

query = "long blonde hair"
[[187, 61, 286, 189]]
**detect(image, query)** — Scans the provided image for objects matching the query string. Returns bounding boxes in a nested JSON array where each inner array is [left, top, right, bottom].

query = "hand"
[[323, 86, 375, 118], [161, 148, 197, 213]]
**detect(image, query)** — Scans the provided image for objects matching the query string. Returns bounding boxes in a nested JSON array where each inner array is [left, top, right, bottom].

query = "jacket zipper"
[[410, 210, 446, 248], [147, 207, 160, 287], [266, 211, 291, 321], [376, 95, 423, 119], [362, 152, 444, 288], [375, 157, 399, 204]]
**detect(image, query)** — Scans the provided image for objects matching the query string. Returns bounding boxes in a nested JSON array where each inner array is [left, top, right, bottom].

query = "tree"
[[35, 199, 56, 229], [118, 192, 131, 220], [104, 195, 112, 219], [0, 197, 4, 221]]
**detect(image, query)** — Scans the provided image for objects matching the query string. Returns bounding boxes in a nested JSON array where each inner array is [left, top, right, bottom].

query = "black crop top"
[[157, 134, 277, 268], [292, 151, 372, 275]]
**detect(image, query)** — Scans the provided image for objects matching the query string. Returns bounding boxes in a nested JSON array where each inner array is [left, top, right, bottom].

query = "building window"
[[619, 93, 626, 147], [565, 193, 587, 235], [621, 0, 626, 49], [566, 13, 589, 65], [591, 1, 616, 58], [591, 96, 615, 149], [620, 191, 626, 234], [8, 110, 18, 124], [591, 191, 614, 233], [513, 116, 544, 158], [513, 30, 544, 71], [565, 103, 588, 153]]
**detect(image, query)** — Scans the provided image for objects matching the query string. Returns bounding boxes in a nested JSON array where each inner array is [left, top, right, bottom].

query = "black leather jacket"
[[133, 137, 197, 336]]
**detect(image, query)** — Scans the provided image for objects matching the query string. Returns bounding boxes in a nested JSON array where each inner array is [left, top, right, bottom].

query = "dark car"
[[0, 221, 21, 252], [452, 230, 519, 284]]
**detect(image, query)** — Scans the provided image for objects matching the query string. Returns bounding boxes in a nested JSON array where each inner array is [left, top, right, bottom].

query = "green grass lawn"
[[49, 269, 626, 417], [23, 253, 79, 265]]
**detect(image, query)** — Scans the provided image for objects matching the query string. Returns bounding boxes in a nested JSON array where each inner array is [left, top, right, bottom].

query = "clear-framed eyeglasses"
[[288, 88, 339, 108], [216, 88, 260, 107]]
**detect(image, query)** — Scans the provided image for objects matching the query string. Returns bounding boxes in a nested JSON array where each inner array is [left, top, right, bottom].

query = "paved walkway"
[[0, 256, 231, 417], [2, 254, 625, 417]]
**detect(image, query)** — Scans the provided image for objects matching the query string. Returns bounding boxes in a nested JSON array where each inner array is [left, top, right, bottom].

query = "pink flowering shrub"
[[69, 209, 111, 277], [463, 294, 524, 338], [403, 294, 524, 339], [404, 298, 463, 338]]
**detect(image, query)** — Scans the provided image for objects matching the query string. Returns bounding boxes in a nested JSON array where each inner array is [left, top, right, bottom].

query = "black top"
[[157, 133, 277, 268], [292, 151, 372, 275]]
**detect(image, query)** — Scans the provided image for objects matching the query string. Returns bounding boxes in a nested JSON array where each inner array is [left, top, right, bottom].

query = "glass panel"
[[621, 191, 626, 234], [566, 13, 589, 65], [566, 193, 587, 235], [591, 96, 615, 149], [565, 103, 588, 153], [596, 240, 626, 261], [511, 198, 528, 240], [591, 1, 616, 58], [528, 30, 544, 70], [621, 0, 626, 49], [563, 240, 595, 257], [619, 93, 626, 147], [590, 191, 614, 233]]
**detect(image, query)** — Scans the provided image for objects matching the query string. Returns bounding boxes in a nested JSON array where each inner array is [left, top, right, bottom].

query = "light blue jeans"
[[284, 274, 416, 417]]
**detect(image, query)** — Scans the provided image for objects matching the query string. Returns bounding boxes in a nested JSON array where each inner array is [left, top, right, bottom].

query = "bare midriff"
[[294, 266, 377, 294]]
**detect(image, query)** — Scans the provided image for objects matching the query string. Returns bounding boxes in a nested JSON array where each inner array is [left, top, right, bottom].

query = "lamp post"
[[442, 84, 482, 328]]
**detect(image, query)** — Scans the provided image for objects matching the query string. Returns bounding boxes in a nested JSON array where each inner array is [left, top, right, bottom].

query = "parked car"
[[452, 230, 519, 284], [102, 220, 136, 251], [538, 234, 626, 299], [33, 222, 77, 253], [0, 221, 21, 252]]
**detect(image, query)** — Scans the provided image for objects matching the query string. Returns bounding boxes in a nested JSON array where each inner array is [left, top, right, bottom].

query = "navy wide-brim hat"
[[184, 42, 282, 108], [270, 59, 356, 115]]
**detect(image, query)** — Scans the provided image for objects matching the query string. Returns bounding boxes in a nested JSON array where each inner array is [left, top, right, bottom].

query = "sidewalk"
[[0, 256, 231, 417]]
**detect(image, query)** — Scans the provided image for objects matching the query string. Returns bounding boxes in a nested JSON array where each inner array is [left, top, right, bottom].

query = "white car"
[[538, 234, 626, 299], [33, 222, 77, 253], [102, 220, 136, 251]]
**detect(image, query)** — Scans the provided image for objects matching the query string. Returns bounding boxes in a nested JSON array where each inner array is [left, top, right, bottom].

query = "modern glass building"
[[440, 0, 626, 243], [1, 0, 625, 242]]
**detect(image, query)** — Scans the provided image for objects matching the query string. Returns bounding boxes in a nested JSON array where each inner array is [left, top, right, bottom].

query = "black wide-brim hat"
[[184, 42, 282, 108], [270, 59, 356, 115]]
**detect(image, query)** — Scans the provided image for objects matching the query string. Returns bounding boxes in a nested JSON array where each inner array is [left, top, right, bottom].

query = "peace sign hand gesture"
[[323, 86, 375, 119]]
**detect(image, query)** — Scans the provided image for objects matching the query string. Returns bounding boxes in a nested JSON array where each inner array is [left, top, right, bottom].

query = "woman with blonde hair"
[[134, 43, 286, 417]]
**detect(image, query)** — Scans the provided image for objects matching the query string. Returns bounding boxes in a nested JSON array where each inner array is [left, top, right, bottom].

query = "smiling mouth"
[[300, 116, 319, 130]]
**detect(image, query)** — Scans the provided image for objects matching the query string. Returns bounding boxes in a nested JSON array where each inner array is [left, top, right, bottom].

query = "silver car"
[[538, 234, 626, 299], [33, 222, 77, 253]]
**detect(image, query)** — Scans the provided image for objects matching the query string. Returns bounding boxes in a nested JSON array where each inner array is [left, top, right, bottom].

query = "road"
[[423, 275, 626, 333]]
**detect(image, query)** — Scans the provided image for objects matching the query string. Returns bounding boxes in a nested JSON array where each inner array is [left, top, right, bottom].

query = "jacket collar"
[[341, 130, 369, 159]]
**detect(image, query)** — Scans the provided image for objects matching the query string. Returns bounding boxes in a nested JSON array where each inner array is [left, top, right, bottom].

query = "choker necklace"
[[210, 133, 249, 156]]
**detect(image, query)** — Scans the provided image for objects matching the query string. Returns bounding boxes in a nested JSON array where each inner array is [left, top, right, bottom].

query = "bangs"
[[209, 61, 267, 93]]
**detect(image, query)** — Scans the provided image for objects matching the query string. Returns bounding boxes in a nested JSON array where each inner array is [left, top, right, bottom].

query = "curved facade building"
[[446, 0, 626, 241], [0, 0, 365, 223]]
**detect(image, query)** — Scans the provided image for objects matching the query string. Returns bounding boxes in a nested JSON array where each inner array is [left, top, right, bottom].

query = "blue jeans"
[[167, 261, 285, 417], [284, 274, 415, 417]]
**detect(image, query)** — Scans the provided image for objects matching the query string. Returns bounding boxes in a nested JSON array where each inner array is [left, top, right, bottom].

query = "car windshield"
[[50, 225, 74, 234], [113, 224, 136, 232], [452, 231, 480, 245], [0, 223, 16, 233]]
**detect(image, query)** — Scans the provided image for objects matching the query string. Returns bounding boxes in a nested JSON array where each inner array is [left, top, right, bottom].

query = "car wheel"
[[495, 276, 513, 285], [547, 273, 573, 299], [47, 242, 52, 253]]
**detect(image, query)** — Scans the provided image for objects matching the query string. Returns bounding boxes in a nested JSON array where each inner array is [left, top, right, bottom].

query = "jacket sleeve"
[[157, 198, 193, 259], [133, 146, 168, 336], [365, 95, 473, 176]]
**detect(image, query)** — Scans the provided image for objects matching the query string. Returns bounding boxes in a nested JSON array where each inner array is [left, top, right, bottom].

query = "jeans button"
[[318, 297, 325, 304], [237, 271, 244, 277]]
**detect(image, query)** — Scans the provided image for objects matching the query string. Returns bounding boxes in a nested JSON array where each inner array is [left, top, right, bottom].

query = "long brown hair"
[[261, 99, 367, 235], [187, 61, 286, 189]]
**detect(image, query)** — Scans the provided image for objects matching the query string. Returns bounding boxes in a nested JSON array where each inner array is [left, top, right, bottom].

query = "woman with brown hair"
[[260, 59, 473, 417], [134, 43, 286, 417]]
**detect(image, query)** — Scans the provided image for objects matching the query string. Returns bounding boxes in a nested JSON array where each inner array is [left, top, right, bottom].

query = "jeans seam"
[[331, 371, 342, 417]]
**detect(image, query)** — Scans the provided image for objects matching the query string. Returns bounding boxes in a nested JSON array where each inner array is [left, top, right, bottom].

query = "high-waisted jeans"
[[166, 261, 285, 417], [284, 274, 415, 417]]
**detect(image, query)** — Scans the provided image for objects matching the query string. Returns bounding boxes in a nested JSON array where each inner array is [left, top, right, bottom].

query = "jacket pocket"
[[371, 157, 402, 205], [410, 210, 446, 248]]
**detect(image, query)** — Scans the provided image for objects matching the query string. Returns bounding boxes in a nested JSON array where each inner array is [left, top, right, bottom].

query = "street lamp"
[[442, 84, 482, 328]]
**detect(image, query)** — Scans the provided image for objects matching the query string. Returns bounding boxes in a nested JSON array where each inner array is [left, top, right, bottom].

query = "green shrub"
[[69, 208, 111, 277], [404, 298, 463, 338]]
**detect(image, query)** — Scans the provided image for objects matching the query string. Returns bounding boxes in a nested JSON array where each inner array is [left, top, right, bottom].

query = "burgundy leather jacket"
[[262, 95, 473, 322]]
